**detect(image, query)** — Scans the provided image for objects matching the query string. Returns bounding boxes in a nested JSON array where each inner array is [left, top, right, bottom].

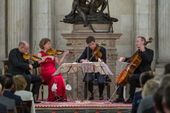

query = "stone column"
[[158, 0, 170, 62], [7, 0, 30, 52], [31, 0, 55, 53], [0, 0, 6, 69], [134, 0, 156, 66]]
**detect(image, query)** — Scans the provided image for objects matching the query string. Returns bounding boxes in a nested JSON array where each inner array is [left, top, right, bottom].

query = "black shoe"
[[89, 96, 94, 100], [112, 98, 125, 103], [99, 96, 104, 100], [34, 100, 41, 103], [124, 98, 133, 104]]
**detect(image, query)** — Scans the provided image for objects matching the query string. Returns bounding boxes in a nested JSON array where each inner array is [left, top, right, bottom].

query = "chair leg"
[[107, 83, 110, 99], [41, 85, 44, 101], [84, 83, 88, 99]]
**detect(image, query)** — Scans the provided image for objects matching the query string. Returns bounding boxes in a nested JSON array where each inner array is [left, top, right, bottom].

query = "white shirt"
[[15, 90, 35, 113]]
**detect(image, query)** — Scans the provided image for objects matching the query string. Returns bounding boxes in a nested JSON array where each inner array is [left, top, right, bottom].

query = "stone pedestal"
[[62, 24, 122, 100]]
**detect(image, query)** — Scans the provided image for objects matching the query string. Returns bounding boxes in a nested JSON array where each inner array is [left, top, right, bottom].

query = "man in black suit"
[[8, 41, 41, 102], [0, 76, 16, 112], [0, 103, 7, 113], [3, 74, 22, 106], [114, 36, 154, 103], [77, 36, 107, 100]]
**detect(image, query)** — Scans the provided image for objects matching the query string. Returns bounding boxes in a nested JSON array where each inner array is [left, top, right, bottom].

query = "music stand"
[[53, 62, 115, 101]]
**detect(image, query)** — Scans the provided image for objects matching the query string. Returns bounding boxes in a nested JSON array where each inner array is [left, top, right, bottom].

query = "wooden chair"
[[2, 59, 9, 75], [16, 100, 32, 113], [84, 75, 111, 99], [33, 67, 48, 101]]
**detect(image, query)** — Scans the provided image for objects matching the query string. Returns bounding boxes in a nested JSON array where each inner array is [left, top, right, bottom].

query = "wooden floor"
[[35, 100, 132, 113]]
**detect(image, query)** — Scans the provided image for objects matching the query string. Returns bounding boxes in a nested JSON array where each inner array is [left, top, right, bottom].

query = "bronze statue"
[[65, 0, 89, 26], [63, 0, 118, 31], [89, 0, 107, 14]]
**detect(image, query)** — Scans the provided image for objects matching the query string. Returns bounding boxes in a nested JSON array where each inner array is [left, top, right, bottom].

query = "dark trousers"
[[84, 73, 106, 98], [117, 74, 141, 99], [22, 73, 41, 97]]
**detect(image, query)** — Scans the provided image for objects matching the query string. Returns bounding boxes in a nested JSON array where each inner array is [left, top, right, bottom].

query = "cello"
[[116, 37, 153, 86]]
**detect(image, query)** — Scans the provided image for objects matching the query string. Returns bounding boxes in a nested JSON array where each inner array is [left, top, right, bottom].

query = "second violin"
[[46, 48, 73, 56]]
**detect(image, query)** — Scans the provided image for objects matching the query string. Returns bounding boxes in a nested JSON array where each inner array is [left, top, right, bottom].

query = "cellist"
[[114, 36, 154, 103]]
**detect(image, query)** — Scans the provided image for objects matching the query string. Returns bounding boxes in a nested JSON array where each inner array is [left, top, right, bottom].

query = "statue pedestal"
[[62, 24, 122, 100]]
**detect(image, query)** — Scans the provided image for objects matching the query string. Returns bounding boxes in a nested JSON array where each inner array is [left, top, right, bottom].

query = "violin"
[[90, 46, 102, 61], [23, 53, 42, 62], [46, 48, 73, 56]]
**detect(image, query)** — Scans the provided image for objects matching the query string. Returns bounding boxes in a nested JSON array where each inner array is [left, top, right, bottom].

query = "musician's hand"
[[119, 57, 126, 62], [63, 50, 69, 56], [45, 56, 54, 60], [39, 57, 46, 63], [29, 64, 33, 70]]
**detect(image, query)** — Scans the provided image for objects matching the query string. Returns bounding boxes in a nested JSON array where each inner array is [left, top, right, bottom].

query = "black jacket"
[[77, 46, 106, 63], [126, 48, 154, 74], [8, 48, 39, 75], [3, 90, 22, 106]]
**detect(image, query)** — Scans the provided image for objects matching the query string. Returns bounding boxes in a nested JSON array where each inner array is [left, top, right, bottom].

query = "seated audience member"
[[0, 103, 7, 113], [142, 79, 159, 98], [164, 63, 170, 74], [3, 74, 22, 106], [137, 79, 159, 113], [152, 75, 170, 113], [131, 71, 154, 113], [14, 75, 35, 113], [154, 87, 165, 113], [153, 75, 170, 113], [163, 84, 170, 113], [0, 76, 16, 113]]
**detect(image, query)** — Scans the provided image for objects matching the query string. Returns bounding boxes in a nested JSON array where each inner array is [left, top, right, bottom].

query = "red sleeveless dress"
[[39, 51, 66, 101]]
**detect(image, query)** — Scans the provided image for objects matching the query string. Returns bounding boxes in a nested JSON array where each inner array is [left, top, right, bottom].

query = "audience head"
[[164, 63, 170, 74], [0, 75, 5, 95], [163, 84, 170, 113], [39, 38, 51, 50], [4, 74, 15, 90], [140, 71, 155, 88], [13, 75, 27, 91], [18, 41, 29, 54], [154, 87, 165, 113], [86, 36, 96, 50], [160, 74, 170, 88], [142, 79, 159, 98]]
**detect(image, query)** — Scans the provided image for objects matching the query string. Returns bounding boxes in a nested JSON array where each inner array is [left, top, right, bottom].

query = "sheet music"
[[53, 62, 114, 76]]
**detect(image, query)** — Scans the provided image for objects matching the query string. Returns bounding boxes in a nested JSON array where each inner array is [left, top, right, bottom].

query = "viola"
[[90, 46, 102, 61]]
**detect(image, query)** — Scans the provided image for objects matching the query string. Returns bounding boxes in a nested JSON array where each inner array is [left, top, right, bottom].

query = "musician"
[[114, 36, 154, 103], [8, 41, 41, 103], [77, 36, 107, 100], [38, 38, 69, 101]]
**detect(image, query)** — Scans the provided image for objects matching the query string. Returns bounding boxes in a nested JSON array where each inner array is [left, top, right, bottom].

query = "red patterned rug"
[[35, 100, 132, 110]]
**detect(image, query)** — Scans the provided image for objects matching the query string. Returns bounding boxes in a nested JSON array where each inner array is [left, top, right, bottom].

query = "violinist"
[[38, 38, 69, 101], [8, 41, 41, 103], [77, 36, 107, 100], [114, 36, 154, 103]]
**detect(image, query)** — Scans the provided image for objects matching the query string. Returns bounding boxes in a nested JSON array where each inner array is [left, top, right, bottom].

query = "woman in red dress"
[[38, 38, 69, 101]]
